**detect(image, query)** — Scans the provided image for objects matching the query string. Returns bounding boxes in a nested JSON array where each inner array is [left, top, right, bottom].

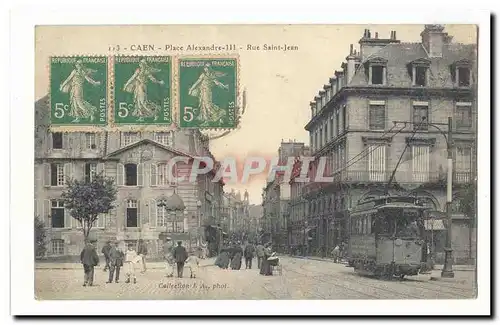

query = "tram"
[[347, 195, 429, 278]]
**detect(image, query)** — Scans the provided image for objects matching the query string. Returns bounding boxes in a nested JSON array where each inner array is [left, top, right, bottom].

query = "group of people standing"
[[80, 239, 149, 286], [214, 241, 276, 276], [163, 240, 200, 279]]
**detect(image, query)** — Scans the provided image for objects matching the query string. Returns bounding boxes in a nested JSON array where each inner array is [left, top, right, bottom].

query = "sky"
[[35, 24, 477, 204]]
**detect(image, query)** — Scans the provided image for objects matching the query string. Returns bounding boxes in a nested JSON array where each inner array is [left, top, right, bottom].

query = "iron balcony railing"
[[301, 170, 474, 196]]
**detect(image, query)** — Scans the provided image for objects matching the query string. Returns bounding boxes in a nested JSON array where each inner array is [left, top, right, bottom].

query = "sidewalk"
[[292, 255, 476, 271], [36, 257, 216, 270]]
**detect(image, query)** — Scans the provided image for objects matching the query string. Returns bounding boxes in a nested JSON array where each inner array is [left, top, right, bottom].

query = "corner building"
[[302, 25, 477, 263], [34, 97, 224, 257]]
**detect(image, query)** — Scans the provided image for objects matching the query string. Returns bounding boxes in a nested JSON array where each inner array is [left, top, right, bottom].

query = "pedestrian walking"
[[185, 250, 200, 278], [80, 240, 99, 287], [163, 238, 175, 278], [137, 239, 148, 274], [244, 241, 255, 269], [256, 243, 265, 269], [124, 243, 139, 284], [230, 242, 243, 270], [106, 241, 124, 283], [172, 241, 188, 278], [101, 240, 112, 271], [331, 245, 340, 263]]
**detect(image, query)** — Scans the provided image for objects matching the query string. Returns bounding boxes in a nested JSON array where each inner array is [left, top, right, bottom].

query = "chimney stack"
[[350, 44, 354, 55], [421, 24, 446, 58], [375, 32, 379, 39]]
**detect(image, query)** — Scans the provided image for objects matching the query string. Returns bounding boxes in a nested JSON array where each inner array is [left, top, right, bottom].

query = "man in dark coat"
[[230, 242, 243, 270], [244, 242, 255, 269], [80, 241, 99, 286], [172, 241, 188, 278], [137, 239, 148, 274], [101, 240, 112, 271], [106, 241, 124, 283]]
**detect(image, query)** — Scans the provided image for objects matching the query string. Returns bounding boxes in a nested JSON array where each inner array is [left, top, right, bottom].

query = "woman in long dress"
[[215, 247, 230, 269], [188, 63, 229, 125], [59, 60, 101, 122], [123, 59, 164, 121], [259, 244, 273, 276], [230, 243, 243, 270]]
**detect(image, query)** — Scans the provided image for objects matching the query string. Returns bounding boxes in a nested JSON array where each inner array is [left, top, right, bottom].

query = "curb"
[[429, 276, 468, 285]]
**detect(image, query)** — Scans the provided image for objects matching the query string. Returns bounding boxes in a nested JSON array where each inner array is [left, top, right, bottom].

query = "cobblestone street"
[[35, 257, 477, 300]]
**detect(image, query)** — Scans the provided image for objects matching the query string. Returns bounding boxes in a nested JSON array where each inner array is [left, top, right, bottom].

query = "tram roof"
[[351, 195, 426, 213]]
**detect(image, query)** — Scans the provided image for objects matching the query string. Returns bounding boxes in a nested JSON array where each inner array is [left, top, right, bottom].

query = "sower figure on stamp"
[[101, 240, 112, 272], [173, 241, 188, 278], [106, 241, 124, 283], [80, 240, 99, 287]]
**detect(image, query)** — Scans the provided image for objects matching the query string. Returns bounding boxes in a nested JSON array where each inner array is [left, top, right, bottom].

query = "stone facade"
[[34, 97, 224, 258], [294, 25, 477, 262]]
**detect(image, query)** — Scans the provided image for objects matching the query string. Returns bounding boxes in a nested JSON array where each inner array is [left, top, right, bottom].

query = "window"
[[319, 127, 323, 148], [458, 67, 471, 87], [85, 133, 97, 149], [367, 145, 386, 182], [342, 105, 346, 132], [329, 115, 334, 139], [371, 66, 384, 85], [52, 132, 63, 149], [412, 146, 430, 182], [123, 132, 139, 146], [369, 104, 385, 130], [415, 66, 427, 86], [413, 103, 429, 130], [324, 124, 328, 144], [155, 163, 177, 186], [51, 200, 65, 228], [335, 108, 340, 136], [125, 163, 138, 186], [157, 205, 169, 227], [50, 163, 65, 186], [456, 147, 472, 171], [456, 102, 472, 129], [85, 163, 97, 182], [51, 239, 64, 255], [155, 132, 172, 146], [126, 199, 138, 227]]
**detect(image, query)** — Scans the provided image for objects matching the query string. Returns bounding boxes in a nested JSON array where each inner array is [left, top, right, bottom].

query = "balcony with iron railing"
[[301, 170, 474, 196]]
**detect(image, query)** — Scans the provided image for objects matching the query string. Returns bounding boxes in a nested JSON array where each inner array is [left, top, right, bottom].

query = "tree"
[[34, 216, 47, 258], [61, 174, 117, 240]]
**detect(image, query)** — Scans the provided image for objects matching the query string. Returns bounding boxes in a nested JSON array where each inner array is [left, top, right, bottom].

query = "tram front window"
[[376, 208, 423, 238]]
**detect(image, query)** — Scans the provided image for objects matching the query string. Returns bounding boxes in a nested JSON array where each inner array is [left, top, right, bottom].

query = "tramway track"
[[292, 265, 471, 299]]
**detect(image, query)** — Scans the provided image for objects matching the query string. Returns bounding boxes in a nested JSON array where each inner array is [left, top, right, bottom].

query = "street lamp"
[[196, 200, 202, 246]]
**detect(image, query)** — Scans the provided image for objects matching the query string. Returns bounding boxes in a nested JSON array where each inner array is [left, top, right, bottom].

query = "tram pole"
[[441, 117, 455, 278]]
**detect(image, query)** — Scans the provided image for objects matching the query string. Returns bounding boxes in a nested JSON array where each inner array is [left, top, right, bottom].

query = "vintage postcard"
[[22, 20, 489, 315]]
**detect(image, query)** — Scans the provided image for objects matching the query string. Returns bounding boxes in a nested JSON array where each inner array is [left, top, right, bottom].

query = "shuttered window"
[[368, 145, 386, 181], [369, 105, 385, 130], [412, 146, 430, 182], [413, 104, 429, 130]]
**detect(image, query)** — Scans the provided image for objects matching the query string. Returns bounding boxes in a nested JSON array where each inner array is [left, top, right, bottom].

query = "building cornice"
[[304, 86, 474, 131]]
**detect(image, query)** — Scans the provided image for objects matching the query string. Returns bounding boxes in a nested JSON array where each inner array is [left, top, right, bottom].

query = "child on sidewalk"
[[125, 243, 139, 284], [185, 250, 200, 278]]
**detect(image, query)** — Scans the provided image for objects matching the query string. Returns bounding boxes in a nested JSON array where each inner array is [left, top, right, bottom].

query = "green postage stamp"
[[50, 56, 108, 127], [113, 56, 172, 126], [178, 58, 238, 129]]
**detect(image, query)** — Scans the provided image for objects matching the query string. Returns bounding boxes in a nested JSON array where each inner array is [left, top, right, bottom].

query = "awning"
[[424, 219, 446, 230]]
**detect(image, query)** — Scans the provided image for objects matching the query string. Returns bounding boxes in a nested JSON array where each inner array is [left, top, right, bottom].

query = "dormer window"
[[451, 59, 472, 88], [409, 58, 430, 87], [365, 57, 387, 86]]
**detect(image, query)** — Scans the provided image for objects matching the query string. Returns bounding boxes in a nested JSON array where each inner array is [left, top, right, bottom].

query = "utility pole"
[[441, 117, 455, 278]]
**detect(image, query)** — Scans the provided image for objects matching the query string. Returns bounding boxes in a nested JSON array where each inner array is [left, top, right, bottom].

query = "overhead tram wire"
[[331, 122, 409, 176], [336, 123, 399, 169], [384, 117, 426, 194]]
